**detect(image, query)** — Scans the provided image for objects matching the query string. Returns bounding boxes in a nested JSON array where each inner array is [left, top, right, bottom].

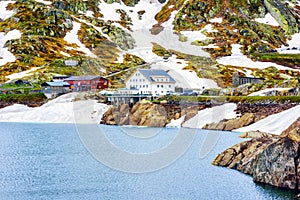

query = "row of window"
[[129, 84, 173, 89], [155, 78, 169, 82], [130, 79, 146, 82], [130, 78, 170, 82], [157, 85, 172, 88], [130, 85, 149, 89]]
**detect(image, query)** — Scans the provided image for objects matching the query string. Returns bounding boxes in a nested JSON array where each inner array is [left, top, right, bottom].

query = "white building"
[[125, 69, 176, 95]]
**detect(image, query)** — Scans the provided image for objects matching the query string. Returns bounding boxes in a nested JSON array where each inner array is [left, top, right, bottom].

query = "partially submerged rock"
[[213, 118, 300, 190]]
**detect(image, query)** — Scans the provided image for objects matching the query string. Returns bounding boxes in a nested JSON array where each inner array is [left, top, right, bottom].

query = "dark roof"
[[53, 75, 71, 79], [41, 81, 70, 87], [64, 76, 101, 81], [138, 69, 176, 83], [238, 76, 264, 80]]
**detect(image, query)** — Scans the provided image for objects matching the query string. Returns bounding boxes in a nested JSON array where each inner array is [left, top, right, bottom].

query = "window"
[[169, 85, 171, 88], [161, 85, 163, 88], [157, 85, 159, 88], [161, 79, 163, 82]]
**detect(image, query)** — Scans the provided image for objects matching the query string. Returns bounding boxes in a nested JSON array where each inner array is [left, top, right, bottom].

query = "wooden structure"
[[64, 76, 110, 91]]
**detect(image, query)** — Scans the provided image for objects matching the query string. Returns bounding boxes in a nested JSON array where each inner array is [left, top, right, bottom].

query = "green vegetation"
[[251, 53, 300, 69], [163, 95, 300, 103], [153, 0, 297, 58], [107, 53, 146, 88], [0, 93, 46, 105]]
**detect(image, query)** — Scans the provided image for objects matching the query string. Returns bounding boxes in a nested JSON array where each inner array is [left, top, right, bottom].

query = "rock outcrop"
[[203, 103, 297, 131], [101, 101, 208, 127], [203, 113, 256, 131], [212, 118, 300, 190]]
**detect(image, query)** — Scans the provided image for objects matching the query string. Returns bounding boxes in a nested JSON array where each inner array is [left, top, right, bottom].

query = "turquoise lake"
[[0, 123, 297, 200]]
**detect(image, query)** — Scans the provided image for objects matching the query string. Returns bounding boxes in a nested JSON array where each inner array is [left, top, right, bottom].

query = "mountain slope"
[[0, 0, 299, 89]]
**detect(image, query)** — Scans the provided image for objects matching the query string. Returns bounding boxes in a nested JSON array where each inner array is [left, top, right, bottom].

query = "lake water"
[[0, 123, 297, 200]]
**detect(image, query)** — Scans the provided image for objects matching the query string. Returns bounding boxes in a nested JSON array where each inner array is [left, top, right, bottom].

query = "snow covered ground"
[[0, 1, 15, 21], [182, 103, 238, 129], [0, 93, 109, 124], [64, 21, 97, 58], [5, 67, 41, 83], [217, 44, 299, 71], [247, 88, 291, 96], [0, 30, 22, 67], [234, 105, 300, 135], [151, 54, 219, 90], [166, 115, 186, 128], [277, 33, 300, 54], [34, 0, 52, 5]]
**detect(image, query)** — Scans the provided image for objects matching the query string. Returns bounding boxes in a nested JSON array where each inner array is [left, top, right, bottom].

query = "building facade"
[[41, 81, 70, 98], [125, 69, 176, 95], [232, 72, 264, 87], [64, 76, 110, 91]]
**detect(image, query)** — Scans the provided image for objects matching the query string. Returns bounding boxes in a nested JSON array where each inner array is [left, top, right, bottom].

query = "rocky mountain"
[[0, 0, 300, 88]]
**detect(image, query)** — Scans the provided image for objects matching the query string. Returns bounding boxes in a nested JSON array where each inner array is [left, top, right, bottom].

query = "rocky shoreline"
[[101, 100, 298, 130], [213, 118, 300, 190], [203, 102, 297, 131], [100, 101, 210, 127]]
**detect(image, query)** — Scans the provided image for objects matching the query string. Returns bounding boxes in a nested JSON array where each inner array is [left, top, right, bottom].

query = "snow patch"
[[0, 93, 109, 124], [254, 13, 279, 26], [166, 115, 185, 128], [247, 88, 291, 96], [35, 0, 52, 5], [0, 1, 15, 21], [5, 67, 42, 83], [209, 17, 223, 23], [0, 29, 22, 66], [277, 33, 300, 54], [183, 103, 238, 129], [64, 21, 97, 58], [217, 44, 299, 71], [234, 105, 300, 135]]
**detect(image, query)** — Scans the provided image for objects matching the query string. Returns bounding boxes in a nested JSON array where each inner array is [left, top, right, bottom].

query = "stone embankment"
[[212, 118, 300, 190]]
